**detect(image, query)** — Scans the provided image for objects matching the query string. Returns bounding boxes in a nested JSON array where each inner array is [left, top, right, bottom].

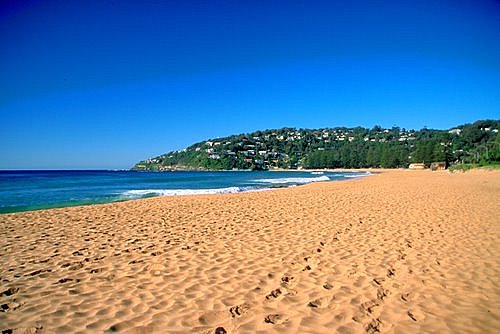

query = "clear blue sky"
[[1, 0, 499, 169]]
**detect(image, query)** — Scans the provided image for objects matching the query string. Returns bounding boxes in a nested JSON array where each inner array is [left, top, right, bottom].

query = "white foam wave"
[[310, 171, 324, 175], [254, 175, 331, 184], [121, 186, 268, 198], [343, 172, 372, 178]]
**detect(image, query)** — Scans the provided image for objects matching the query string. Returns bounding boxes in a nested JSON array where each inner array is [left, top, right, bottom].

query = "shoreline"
[[1, 169, 499, 333], [0, 170, 373, 215]]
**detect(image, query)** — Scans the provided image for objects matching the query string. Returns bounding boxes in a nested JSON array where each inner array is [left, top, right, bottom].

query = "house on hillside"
[[409, 163, 426, 169]]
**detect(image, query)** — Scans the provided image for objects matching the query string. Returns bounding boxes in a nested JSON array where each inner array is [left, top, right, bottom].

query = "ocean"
[[0, 170, 371, 214]]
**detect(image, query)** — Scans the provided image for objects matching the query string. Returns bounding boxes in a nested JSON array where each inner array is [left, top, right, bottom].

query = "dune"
[[1, 169, 499, 333]]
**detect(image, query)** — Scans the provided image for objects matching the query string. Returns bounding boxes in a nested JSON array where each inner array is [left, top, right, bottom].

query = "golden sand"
[[1, 170, 499, 333]]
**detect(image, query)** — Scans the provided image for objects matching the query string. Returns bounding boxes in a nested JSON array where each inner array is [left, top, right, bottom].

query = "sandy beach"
[[1, 169, 499, 333]]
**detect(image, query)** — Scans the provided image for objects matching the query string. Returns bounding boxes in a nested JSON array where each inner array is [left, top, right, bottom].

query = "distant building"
[[409, 163, 426, 169]]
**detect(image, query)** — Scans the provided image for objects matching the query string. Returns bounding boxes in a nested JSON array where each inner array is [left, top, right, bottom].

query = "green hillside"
[[132, 120, 500, 171]]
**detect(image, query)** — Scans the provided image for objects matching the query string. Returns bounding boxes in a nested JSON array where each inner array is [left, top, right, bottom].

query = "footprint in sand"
[[0, 287, 19, 297], [265, 288, 282, 300], [360, 300, 379, 314], [307, 296, 331, 309], [407, 310, 417, 321], [365, 317, 382, 334], [1, 301, 23, 312], [264, 314, 287, 325], [214, 327, 227, 334], [280, 275, 294, 287], [2, 325, 42, 333], [400, 292, 411, 302], [229, 303, 250, 317], [323, 282, 334, 290], [376, 287, 389, 301]]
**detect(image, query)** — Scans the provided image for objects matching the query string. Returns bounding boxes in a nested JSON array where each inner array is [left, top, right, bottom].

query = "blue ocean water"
[[0, 170, 371, 214]]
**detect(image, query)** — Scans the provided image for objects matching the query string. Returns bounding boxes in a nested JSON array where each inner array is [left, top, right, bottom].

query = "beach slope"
[[1, 170, 499, 333]]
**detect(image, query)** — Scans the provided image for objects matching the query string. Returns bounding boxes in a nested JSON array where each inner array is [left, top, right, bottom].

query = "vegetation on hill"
[[448, 162, 500, 172], [132, 120, 500, 171]]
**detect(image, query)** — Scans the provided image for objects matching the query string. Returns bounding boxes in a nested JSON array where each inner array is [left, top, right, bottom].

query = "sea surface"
[[0, 170, 371, 214]]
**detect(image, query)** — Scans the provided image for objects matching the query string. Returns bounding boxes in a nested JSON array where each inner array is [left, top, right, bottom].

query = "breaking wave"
[[254, 175, 331, 184], [343, 172, 372, 178], [120, 186, 268, 199]]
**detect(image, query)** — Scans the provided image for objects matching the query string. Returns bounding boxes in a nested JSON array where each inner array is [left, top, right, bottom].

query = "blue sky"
[[1, 0, 499, 169]]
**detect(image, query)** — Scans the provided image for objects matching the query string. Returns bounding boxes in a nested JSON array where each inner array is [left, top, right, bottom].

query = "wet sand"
[[1, 169, 499, 333]]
